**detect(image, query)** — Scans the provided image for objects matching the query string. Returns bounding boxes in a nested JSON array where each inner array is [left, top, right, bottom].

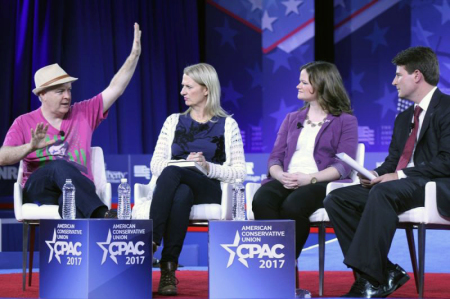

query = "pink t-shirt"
[[3, 94, 108, 186]]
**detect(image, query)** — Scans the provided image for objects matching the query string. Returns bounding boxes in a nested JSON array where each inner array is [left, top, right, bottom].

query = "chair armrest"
[[14, 182, 23, 221], [423, 181, 450, 225], [134, 183, 152, 205], [103, 183, 112, 209], [326, 182, 359, 195], [245, 182, 261, 220], [96, 183, 112, 209], [220, 183, 233, 220]]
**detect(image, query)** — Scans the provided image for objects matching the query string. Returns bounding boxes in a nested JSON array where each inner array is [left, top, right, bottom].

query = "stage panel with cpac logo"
[[39, 219, 152, 299], [209, 220, 295, 299]]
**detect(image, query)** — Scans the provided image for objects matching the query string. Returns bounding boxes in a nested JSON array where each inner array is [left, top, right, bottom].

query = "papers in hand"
[[167, 160, 207, 175], [336, 153, 376, 180]]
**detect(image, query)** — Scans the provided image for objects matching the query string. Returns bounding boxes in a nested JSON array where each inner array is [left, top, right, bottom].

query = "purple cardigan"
[[265, 108, 358, 183]]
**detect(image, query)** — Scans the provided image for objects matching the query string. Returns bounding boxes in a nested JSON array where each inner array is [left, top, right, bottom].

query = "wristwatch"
[[310, 177, 317, 184]]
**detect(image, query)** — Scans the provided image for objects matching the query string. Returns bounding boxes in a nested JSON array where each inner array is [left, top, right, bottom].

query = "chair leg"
[[28, 224, 36, 286], [318, 222, 325, 297], [22, 222, 29, 291], [405, 227, 419, 293], [352, 269, 358, 281], [418, 224, 425, 298]]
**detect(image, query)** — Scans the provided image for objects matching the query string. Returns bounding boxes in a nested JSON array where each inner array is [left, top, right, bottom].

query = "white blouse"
[[287, 123, 320, 174]]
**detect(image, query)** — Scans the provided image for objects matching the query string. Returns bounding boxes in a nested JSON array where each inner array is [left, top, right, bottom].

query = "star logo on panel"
[[45, 228, 82, 264], [221, 231, 249, 268], [97, 230, 116, 265], [45, 229, 58, 263]]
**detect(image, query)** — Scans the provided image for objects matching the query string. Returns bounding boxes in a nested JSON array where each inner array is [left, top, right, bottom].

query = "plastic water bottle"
[[118, 178, 131, 219], [62, 179, 76, 219], [232, 179, 246, 220]]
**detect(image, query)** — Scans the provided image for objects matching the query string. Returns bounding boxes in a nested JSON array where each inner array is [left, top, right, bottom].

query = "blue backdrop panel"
[[209, 220, 295, 299], [40, 219, 152, 299], [0, 0, 199, 155], [334, 0, 450, 155]]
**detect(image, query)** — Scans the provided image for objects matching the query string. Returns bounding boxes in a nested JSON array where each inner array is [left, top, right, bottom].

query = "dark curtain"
[[0, 0, 200, 154]]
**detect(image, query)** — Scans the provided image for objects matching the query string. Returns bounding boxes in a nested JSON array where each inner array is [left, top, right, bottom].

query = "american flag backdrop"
[[204, 0, 450, 159]]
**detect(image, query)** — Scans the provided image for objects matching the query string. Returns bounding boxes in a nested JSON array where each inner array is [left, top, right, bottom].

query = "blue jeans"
[[23, 160, 107, 218], [150, 166, 222, 263]]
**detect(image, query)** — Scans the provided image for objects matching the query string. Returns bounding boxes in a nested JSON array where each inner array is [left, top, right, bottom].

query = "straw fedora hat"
[[33, 63, 78, 95]]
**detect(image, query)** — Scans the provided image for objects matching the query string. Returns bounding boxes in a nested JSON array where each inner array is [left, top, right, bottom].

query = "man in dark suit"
[[324, 46, 450, 298]]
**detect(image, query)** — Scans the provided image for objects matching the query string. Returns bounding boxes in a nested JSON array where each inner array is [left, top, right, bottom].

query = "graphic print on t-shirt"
[[36, 133, 88, 174]]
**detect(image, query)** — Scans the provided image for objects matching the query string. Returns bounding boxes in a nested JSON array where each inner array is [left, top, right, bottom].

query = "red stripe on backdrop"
[[0, 203, 13, 209], [310, 227, 335, 234], [111, 203, 134, 209], [335, 0, 379, 29], [206, 0, 262, 33], [262, 17, 315, 54], [188, 226, 209, 232]]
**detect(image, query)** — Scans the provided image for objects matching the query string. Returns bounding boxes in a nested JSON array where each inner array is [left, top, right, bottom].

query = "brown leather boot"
[[158, 261, 179, 296]]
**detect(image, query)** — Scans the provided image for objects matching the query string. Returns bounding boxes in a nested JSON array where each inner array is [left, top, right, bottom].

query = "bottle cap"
[[65, 179, 72, 183], [235, 179, 242, 183], [121, 178, 127, 183]]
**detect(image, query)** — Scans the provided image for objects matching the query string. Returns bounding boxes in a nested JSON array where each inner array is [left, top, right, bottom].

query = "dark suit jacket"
[[375, 88, 450, 217]]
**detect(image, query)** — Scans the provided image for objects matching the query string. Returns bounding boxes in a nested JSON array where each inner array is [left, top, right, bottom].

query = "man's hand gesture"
[[30, 123, 55, 151]]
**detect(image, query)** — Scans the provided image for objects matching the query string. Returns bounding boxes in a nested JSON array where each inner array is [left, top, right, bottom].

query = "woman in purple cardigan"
[[253, 61, 358, 266]]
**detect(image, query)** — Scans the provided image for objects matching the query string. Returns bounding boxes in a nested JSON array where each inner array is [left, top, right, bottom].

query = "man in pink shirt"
[[0, 23, 141, 218]]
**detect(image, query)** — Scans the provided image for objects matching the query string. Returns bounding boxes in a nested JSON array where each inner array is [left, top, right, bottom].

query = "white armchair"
[[14, 147, 111, 290], [397, 181, 450, 298], [134, 180, 233, 224]]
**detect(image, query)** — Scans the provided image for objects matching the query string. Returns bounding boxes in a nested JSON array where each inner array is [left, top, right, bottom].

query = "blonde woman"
[[132, 63, 246, 296]]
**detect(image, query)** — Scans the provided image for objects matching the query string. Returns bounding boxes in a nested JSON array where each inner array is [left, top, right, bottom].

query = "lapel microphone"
[[60, 131, 65, 137], [297, 122, 303, 129]]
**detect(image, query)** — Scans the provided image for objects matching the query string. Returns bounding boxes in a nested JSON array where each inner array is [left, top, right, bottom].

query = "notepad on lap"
[[167, 160, 207, 175]]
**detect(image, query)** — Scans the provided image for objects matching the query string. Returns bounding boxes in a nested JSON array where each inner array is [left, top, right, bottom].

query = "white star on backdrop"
[[246, 0, 262, 12], [222, 81, 243, 108], [413, 19, 433, 47], [262, 10, 277, 31], [334, 0, 346, 8], [351, 71, 365, 93], [267, 49, 291, 72], [433, 0, 450, 25], [214, 19, 238, 50], [365, 22, 388, 53], [270, 99, 298, 130], [375, 85, 398, 119], [281, 0, 303, 16]]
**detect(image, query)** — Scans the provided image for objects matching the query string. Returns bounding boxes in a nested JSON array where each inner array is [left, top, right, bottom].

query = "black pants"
[[252, 179, 328, 258], [23, 160, 107, 218], [150, 166, 222, 263], [324, 177, 429, 284]]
